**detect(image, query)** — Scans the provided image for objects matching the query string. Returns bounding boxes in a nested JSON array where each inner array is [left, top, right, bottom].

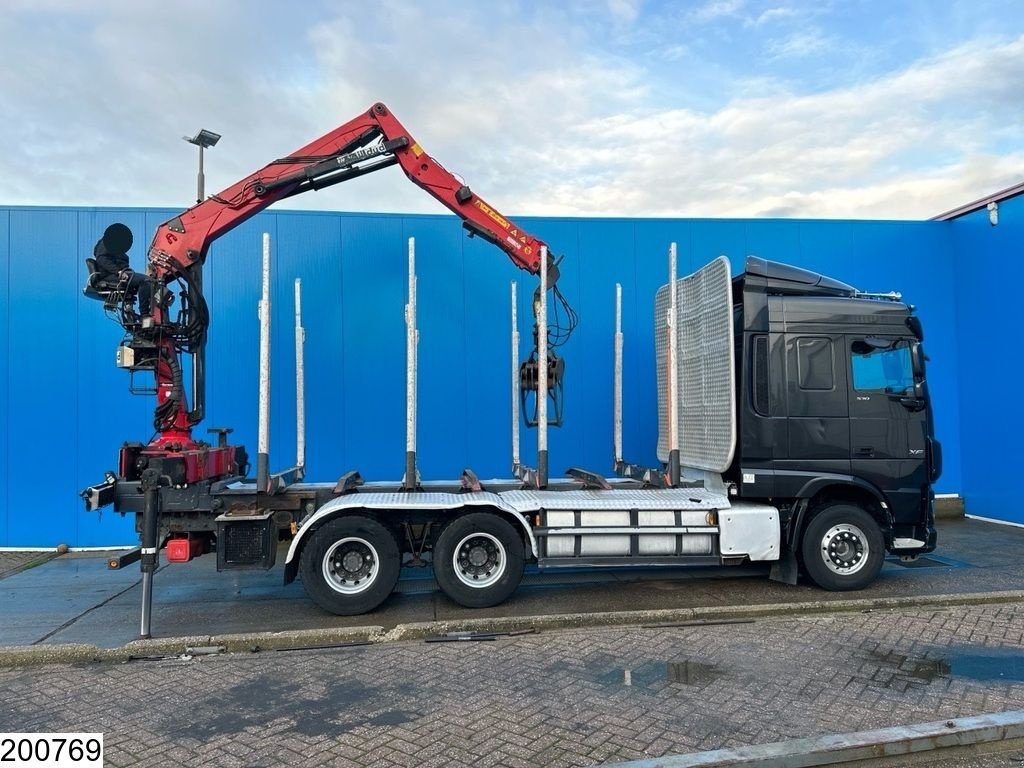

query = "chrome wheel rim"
[[322, 537, 379, 595], [820, 523, 869, 575], [452, 532, 506, 588]]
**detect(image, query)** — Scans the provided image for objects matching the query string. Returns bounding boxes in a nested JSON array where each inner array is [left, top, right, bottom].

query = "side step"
[[539, 555, 722, 569]]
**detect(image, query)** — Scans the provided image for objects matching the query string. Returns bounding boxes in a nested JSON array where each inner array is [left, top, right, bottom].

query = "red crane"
[[88, 102, 575, 487]]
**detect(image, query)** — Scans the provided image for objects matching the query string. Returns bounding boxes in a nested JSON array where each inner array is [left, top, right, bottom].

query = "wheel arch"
[[284, 494, 538, 585], [791, 479, 894, 554]]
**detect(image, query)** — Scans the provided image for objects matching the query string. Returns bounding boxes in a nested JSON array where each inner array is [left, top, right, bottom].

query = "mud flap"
[[769, 548, 799, 585]]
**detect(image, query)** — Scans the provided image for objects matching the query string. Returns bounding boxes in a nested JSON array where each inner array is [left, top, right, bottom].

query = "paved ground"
[[910, 750, 1024, 767], [2, 600, 1023, 767], [0, 550, 54, 580], [2, 517, 1023, 648]]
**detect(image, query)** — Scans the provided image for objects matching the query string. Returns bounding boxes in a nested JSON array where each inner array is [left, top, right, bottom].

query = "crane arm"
[[148, 102, 555, 281], [108, 101, 571, 458]]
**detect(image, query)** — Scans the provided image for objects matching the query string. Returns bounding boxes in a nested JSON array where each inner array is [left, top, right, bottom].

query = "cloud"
[[502, 33, 1024, 219], [606, 0, 642, 23], [752, 6, 799, 25], [689, 0, 745, 23], [0, 1, 1021, 223], [766, 30, 831, 58]]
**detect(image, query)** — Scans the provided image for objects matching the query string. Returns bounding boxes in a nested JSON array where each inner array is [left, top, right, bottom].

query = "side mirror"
[[906, 315, 924, 341], [910, 342, 924, 379]]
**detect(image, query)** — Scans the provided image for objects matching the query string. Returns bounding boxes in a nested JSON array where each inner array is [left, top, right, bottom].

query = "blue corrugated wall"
[[0, 206, 965, 546], [950, 196, 1021, 524]]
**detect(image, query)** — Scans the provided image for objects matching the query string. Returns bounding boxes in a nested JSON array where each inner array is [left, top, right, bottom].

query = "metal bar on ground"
[[294, 278, 305, 473], [256, 232, 272, 493], [511, 280, 520, 472], [614, 282, 623, 466], [403, 236, 418, 490], [667, 242, 680, 487], [537, 246, 549, 489], [108, 547, 141, 570]]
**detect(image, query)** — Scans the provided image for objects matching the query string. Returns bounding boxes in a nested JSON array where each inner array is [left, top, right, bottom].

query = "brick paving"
[[0, 551, 55, 580], [2, 602, 1023, 767]]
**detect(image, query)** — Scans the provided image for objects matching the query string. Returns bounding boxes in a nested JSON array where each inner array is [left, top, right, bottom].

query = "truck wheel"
[[299, 516, 400, 615], [801, 503, 884, 591], [433, 512, 525, 608]]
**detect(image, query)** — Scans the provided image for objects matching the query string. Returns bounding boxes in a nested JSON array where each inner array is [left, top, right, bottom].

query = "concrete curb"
[[1, 589, 1022, 668], [0, 627, 386, 668], [380, 589, 1024, 642], [606, 710, 1024, 767]]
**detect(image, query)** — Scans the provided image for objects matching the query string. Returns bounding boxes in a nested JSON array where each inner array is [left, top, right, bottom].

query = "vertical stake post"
[[537, 247, 549, 489], [138, 468, 161, 640], [404, 237, 418, 490], [294, 278, 305, 473], [511, 281, 520, 473], [614, 283, 623, 468], [257, 233, 272, 493], [667, 242, 680, 487]]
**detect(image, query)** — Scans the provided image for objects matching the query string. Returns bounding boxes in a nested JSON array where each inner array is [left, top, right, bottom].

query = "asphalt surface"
[[1, 517, 1022, 648]]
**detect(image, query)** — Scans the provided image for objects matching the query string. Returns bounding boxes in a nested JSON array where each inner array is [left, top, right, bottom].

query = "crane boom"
[[148, 103, 553, 279], [90, 102, 574, 486]]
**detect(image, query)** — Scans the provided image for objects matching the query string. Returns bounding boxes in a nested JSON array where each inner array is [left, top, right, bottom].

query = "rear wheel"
[[801, 503, 884, 591], [433, 512, 525, 608], [300, 516, 400, 615]]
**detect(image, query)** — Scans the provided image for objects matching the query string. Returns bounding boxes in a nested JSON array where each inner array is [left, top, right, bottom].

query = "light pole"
[[183, 129, 221, 204]]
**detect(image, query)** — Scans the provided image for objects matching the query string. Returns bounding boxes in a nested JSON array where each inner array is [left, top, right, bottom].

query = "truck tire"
[[299, 516, 400, 615], [433, 512, 525, 609], [801, 503, 884, 591]]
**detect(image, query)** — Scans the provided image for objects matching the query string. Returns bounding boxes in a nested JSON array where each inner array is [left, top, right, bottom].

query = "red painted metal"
[[146, 103, 546, 282], [166, 535, 207, 563], [140, 102, 554, 473]]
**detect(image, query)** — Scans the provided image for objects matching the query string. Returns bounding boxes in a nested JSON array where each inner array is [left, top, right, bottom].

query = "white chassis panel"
[[284, 487, 780, 565]]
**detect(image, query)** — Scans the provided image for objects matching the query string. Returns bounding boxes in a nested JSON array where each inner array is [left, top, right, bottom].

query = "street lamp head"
[[183, 129, 221, 149]]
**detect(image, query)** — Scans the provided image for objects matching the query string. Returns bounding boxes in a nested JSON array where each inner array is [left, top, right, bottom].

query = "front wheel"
[[299, 516, 400, 615], [433, 512, 525, 608], [801, 503, 885, 591]]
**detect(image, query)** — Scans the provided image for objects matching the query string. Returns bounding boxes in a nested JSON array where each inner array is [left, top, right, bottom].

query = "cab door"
[[784, 334, 850, 466], [847, 336, 928, 522]]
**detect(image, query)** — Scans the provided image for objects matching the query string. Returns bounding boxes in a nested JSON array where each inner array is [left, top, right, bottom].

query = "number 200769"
[[0, 735, 103, 766]]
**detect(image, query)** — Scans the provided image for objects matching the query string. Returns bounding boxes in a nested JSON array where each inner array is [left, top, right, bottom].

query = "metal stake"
[[537, 246, 549, 489], [294, 278, 305, 473], [197, 145, 205, 204], [257, 233, 272, 493], [613, 283, 623, 467], [511, 281, 520, 473], [404, 237, 418, 489], [138, 468, 161, 640], [667, 242, 680, 487]]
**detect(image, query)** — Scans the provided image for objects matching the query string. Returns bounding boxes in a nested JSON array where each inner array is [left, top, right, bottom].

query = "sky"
[[2, 0, 1023, 219]]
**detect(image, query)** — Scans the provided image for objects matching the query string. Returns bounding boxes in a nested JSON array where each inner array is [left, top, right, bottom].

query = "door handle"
[[855, 447, 874, 457], [899, 397, 925, 412]]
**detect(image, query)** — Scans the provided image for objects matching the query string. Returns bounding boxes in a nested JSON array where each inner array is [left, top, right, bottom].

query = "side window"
[[796, 337, 834, 390], [752, 334, 769, 415], [851, 339, 913, 394]]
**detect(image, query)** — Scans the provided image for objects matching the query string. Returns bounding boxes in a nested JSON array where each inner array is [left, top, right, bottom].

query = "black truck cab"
[[729, 257, 940, 586]]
